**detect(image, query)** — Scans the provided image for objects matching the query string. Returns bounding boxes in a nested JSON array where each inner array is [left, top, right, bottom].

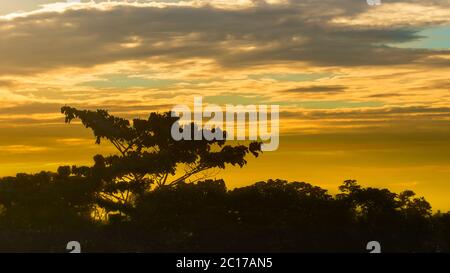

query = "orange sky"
[[0, 1, 449, 210]]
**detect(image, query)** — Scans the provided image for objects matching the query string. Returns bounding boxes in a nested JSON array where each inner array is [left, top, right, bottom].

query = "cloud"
[[79, 74, 178, 89], [0, 102, 62, 115], [0, 145, 48, 154], [283, 85, 346, 94], [332, 2, 450, 27], [432, 81, 450, 90], [55, 138, 93, 146], [0, 1, 448, 75], [366, 93, 411, 98], [0, 79, 14, 87], [0, 101, 175, 122], [280, 106, 450, 120]]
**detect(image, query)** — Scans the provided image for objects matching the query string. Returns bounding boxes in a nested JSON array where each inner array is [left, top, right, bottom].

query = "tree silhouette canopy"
[[60, 106, 261, 216]]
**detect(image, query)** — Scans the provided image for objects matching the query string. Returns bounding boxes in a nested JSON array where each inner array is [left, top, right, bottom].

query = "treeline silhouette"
[[0, 107, 449, 252]]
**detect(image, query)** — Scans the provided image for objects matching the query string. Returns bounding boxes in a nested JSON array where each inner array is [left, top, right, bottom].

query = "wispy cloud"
[[0, 144, 48, 154]]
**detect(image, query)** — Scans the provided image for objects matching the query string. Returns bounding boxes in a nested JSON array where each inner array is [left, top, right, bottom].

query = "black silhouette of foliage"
[[0, 174, 449, 252], [0, 108, 449, 252], [60, 106, 262, 215]]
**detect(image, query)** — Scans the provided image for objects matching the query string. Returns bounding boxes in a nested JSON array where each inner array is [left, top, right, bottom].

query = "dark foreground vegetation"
[[1, 174, 450, 252], [0, 107, 449, 252]]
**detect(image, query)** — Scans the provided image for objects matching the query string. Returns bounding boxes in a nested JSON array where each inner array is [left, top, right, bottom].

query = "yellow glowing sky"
[[0, 1, 449, 210]]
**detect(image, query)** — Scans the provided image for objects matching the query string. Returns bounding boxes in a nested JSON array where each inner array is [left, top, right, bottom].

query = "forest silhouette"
[[0, 107, 449, 252]]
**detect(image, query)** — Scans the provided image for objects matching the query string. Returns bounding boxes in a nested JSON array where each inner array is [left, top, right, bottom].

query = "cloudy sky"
[[0, 0, 449, 209]]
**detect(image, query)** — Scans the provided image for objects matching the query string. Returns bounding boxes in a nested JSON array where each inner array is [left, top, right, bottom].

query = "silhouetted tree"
[[0, 170, 97, 251], [336, 180, 433, 251], [61, 106, 261, 217]]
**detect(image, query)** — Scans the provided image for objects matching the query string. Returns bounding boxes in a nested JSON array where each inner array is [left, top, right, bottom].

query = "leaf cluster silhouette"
[[0, 107, 449, 252]]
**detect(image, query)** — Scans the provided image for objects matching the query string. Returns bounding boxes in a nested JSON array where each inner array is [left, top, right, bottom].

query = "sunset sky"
[[0, 1, 449, 209]]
